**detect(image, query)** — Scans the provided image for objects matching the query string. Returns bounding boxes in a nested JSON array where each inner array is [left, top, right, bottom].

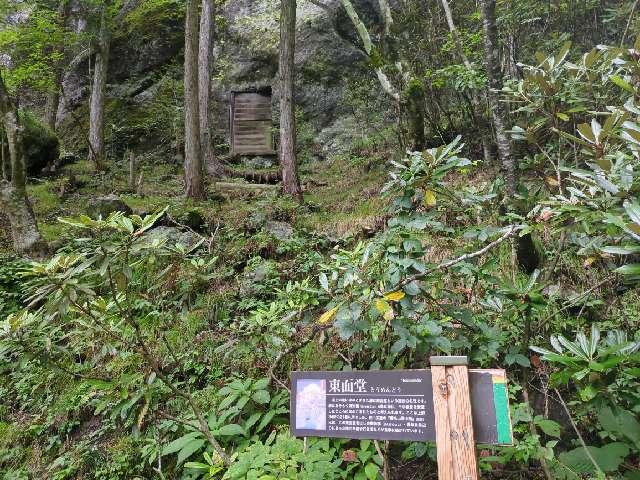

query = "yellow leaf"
[[583, 256, 597, 267], [383, 308, 394, 321], [384, 291, 405, 302], [423, 189, 436, 208], [375, 298, 391, 314], [318, 306, 338, 324], [137, 397, 149, 430], [545, 176, 559, 186]]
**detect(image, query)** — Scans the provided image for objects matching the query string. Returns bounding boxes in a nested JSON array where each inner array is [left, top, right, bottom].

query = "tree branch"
[[340, 0, 400, 101], [267, 322, 333, 388], [101, 257, 230, 465], [396, 225, 519, 289], [306, 0, 332, 13]]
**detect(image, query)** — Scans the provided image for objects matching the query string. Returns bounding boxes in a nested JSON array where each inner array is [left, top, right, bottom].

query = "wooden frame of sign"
[[430, 356, 478, 480], [290, 357, 512, 480]]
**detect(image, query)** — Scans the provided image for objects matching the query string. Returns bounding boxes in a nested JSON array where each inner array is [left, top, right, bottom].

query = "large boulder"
[[265, 220, 294, 241], [212, 0, 389, 147], [57, 0, 390, 159], [145, 226, 202, 250], [21, 111, 60, 176], [87, 195, 132, 219]]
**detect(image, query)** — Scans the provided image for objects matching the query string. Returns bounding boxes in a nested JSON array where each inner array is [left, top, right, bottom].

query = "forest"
[[1, 0, 640, 478]]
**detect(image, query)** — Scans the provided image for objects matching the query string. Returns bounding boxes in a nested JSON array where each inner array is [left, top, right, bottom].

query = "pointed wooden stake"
[[431, 356, 479, 480]]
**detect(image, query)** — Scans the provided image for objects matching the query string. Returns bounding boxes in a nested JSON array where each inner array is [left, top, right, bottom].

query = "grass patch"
[[27, 182, 61, 218]]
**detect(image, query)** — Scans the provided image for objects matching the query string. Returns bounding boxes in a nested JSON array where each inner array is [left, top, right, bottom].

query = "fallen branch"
[[396, 225, 519, 289], [213, 182, 278, 192], [222, 165, 281, 184]]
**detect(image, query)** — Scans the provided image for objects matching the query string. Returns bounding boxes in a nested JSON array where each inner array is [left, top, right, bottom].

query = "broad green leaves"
[[223, 433, 340, 479], [559, 443, 629, 474]]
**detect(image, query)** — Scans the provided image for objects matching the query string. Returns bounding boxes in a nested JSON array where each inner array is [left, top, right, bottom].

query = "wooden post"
[[431, 356, 479, 480], [128, 151, 136, 191]]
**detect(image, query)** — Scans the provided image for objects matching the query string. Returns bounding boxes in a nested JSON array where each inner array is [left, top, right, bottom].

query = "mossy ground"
[[0, 149, 391, 252]]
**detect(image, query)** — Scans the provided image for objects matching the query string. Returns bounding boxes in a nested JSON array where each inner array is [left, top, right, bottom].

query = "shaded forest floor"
[[0, 152, 391, 253]]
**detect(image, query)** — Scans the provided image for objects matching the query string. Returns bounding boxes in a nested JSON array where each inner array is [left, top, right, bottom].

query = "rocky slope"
[[57, 0, 392, 161]]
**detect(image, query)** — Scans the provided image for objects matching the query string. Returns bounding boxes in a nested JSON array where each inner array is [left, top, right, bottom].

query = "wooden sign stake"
[[431, 356, 480, 480]]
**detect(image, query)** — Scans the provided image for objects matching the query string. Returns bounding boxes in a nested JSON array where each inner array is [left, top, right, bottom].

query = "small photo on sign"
[[295, 379, 326, 431]]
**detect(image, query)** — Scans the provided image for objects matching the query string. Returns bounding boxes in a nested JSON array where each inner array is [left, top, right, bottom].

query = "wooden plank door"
[[231, 92, 275, 155]]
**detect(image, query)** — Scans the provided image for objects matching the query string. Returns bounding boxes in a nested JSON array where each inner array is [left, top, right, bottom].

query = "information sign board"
[[291, 369, 512, 445]]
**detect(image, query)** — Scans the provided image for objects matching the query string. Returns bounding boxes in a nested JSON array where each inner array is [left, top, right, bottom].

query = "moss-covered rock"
[[87, 195, 132, 219], [21, 111, 60, 175]]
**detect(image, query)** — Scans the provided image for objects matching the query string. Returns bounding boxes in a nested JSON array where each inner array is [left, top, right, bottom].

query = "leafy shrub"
[[0, 256, 28, 319], [222, 432, 341, 480], [532, 326, 640, 477]]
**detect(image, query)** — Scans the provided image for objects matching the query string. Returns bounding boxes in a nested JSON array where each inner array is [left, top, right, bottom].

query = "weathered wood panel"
[[231, 92, 275, 155]]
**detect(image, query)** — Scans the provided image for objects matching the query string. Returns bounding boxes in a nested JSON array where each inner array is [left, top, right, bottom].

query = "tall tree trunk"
[[378, 0, 393, 36], [44, 73, 62, 132], [341, 0, 399, 102], [44, 0, 69, 131], [479, 0, 516, 196], [184, 0, 205, 199], [278, 0, 302, 201], [406, 80, 425, 151], [198, 0, 222, 176], [440, 0, 491, 162], [89, 6, 109, 170], [0, 76, 46, 255], [1, 126, 8, 181]]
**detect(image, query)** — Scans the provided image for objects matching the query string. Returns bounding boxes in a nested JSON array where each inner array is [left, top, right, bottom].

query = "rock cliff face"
[[215, 0, 379, 128], [58, 0, 387, 159]]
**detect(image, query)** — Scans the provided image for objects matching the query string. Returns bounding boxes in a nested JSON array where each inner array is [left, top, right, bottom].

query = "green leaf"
[[256, 410, 275, 433], [162, 432, 201, 456], [218, 392, 239, 410], [177, 439, 206, 465], [597, 406, 640, 446], [122, 216, 134, 233], [184, 462, 210, 471], [578, 384, 598, 401], [534, 417, 561, 438], [218, 423, 245, 436], [615, 264, 640, 275], [253, 378, 269, 390], [611, 74, 635, 93], [252, 389, 271, 404], [577, 122, 596, 143], [245, 412, 262, 430], [355, 471, 367, 480], [505, 352, 531, 367], [364, 462, 380, 480], [602, 246, 640, 255], [558, 442, 630, 473], [624, 200, 640, 226]]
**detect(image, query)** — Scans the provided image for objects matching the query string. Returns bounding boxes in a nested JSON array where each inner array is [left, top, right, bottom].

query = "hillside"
[[2, 0, 640, 479]]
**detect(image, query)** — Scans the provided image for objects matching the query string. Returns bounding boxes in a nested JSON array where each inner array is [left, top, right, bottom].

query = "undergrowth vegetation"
[[1, 0, 640, 478]]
